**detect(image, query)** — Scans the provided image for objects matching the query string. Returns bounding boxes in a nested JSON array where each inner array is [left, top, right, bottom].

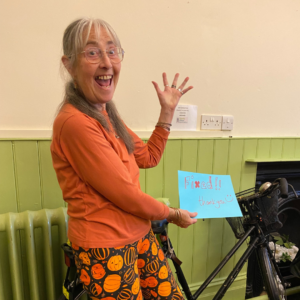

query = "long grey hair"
[[58, 18, 134, 153]]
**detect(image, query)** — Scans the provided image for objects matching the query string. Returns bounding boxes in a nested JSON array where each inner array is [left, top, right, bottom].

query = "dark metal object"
[[213, 237, 259, 299], [193, 226, 256, 300], [157, 180, 287, 300]]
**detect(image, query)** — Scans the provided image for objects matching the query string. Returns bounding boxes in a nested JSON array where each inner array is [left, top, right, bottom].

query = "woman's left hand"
[[152, 73, 193, 114]]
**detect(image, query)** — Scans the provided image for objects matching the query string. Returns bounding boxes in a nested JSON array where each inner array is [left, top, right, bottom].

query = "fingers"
[[172, 75, 193, 96], [171, 73, 179, 88], [182, 86, 193, 94], [162, 73, 169, 87], [172, 210, 197, 228], [151, 81, 162, 94], [177, 76, 188, 90], [156, 73, 193, 96], [189, 211, 198, 218]]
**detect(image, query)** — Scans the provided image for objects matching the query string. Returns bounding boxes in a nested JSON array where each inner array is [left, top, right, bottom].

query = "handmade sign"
[[178, 171, 242, 219]]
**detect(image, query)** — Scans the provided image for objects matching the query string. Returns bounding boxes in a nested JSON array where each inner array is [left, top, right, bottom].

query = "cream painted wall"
[[1, 0, 300, 138]]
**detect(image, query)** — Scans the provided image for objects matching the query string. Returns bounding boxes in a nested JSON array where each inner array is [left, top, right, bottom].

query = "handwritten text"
[[185, 176, 222, 190]]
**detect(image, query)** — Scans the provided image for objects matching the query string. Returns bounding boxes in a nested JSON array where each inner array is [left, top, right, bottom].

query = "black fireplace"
[[253, 161, 300, 295], [256, 161, 300, 247], [256, 161, 300, 191]]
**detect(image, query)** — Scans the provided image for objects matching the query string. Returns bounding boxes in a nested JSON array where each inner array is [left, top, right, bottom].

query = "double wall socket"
[[201, 115, 223, 130], [201, 115, 234, 131]]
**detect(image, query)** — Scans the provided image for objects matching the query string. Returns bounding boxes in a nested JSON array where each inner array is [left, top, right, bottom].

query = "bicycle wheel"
[[257, 247, 286, 300]]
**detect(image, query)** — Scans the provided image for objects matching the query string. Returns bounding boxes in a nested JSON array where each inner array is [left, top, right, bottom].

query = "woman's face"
[[71, 26, 121, 110]]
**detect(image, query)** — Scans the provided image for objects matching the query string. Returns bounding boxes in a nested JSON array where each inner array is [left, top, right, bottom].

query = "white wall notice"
[[171, 105, 198, 131]]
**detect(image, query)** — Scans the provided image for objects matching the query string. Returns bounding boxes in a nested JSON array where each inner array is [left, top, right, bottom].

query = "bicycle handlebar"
[[274, 178, 289, 198]]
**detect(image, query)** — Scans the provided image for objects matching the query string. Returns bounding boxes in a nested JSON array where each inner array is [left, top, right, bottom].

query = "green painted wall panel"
[[270, 139, 283, 159], [295, 139, 300, 157], [256, 139, 271, 160], [240, 139, 258, 191], [1, 137, 300, 300], [14, 141, 42, 212], [0, 142, 17, 213], [145, 156, 164, 199], [192, 140, 214, 283], [227, 140, 244, 192], [38, 141, 64, 209], [163, 140, 181, 276], [235, 139, 258, 274], [213, 140, 236, 278], [177, 140, 198, 284], [206, 140, 229, 279], [221, 140, 244, 278], [213, 140, 229, 175], [282, 139, 296, 159], [197, 140, 214, 174]]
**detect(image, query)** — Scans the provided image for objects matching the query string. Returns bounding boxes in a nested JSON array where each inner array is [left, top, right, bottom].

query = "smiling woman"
[[51, 17, 196, 300]]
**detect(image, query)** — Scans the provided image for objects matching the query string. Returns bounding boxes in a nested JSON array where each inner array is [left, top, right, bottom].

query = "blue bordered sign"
[[178, 170, 242, 219]]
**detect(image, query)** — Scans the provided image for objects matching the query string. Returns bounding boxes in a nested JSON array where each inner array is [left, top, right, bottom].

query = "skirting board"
[[183, 273, 246, 300]]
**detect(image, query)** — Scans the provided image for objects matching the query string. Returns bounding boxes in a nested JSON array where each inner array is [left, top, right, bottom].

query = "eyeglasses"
[[81, 47, 124, 64]]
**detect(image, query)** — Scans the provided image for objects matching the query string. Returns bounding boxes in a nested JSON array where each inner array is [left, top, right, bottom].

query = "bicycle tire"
[[257, 247, 285, 300]]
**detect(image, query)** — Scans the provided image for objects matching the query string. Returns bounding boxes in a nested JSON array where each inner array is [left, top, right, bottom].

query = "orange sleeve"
[[59, 114, 169, 221], [126, 126, 170, 169]]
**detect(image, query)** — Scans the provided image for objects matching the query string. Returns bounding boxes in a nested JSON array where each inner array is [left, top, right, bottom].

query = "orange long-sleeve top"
[[51, 104, 170, 248]]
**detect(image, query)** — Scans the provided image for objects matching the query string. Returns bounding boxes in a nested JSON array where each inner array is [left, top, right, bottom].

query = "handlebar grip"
[[279, 178, 288, 198]]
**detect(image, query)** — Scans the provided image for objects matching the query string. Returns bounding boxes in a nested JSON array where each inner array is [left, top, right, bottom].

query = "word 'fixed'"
[[185, 175, 221, 190]]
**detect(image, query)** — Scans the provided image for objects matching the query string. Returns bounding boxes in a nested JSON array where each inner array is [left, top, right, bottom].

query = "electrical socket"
[[221, 115, 234, 131], [201, 115, 223, 130]]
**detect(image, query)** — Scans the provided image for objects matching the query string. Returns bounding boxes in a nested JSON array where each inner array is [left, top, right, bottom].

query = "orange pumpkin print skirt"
[[72, 229, 184, 300]]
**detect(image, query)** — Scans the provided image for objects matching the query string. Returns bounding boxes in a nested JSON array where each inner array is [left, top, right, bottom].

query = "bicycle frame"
[[161, 224, 283, 300], [159, 184, 286, 300]]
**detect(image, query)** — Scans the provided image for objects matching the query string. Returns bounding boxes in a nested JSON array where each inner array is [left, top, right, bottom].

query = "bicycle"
[[58, 178, 290, 300]]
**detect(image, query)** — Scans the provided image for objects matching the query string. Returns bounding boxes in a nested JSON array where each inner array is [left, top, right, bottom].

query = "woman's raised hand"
[[152, 73, 193, 116]]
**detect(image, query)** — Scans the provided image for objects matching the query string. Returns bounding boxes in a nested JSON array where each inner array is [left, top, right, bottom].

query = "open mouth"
[[95, 75, 113, 88]]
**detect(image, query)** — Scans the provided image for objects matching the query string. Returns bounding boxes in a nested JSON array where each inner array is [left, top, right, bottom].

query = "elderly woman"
[[51, 18, 197, 300]]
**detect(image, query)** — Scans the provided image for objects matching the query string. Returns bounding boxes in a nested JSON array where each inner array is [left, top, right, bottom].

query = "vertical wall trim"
[[37, 141, 44, 208], [11, 142, 20, 213], [281, 139, 284, 158], [10, 142, 18, 213], [255, 138, 259, 159], [238, 140, 245, 191], [268, 138, 272, 158], [178, 140, 183, 264], [219, 140, 228, 273], [205, 140, 215, 278], [190, 140, 200, 282]]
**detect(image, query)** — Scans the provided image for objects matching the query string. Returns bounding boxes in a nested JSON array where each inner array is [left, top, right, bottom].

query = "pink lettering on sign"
[[184, 176, 222, 191], [207, 176, 213, 189], [198, 195, 234, 209], [185, 176, 190, 189]]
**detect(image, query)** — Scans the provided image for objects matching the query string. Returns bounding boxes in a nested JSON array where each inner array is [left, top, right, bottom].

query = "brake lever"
[[288, 184, 298, 198]]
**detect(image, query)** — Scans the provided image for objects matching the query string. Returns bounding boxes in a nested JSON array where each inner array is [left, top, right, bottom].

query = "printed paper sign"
[[178, 171, 242, 219], [171, 105, 197, 131]]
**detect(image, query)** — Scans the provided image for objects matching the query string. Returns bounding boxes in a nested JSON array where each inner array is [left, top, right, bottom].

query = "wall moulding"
[[1, 130, 300, 140]]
